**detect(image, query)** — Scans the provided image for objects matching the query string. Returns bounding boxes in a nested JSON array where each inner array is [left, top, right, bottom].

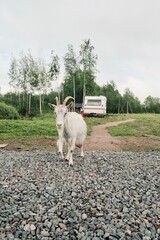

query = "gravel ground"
[[0, 150, 160, 240]]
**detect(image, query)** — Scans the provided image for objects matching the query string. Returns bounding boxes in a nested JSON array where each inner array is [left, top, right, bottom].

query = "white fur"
[[49, 101, 87, 166]]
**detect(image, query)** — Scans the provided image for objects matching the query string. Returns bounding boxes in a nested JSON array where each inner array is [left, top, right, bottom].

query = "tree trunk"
[[28, 93, 31, 114], [23, 92, 25, 107], [82, 71, 86, 109], [39, 93, 42, 114], [18, 92, 21, 109], [42, 93, 44, 109]]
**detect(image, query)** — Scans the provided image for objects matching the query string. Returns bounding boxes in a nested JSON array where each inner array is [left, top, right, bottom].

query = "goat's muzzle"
[[57, 123, 63, 129]]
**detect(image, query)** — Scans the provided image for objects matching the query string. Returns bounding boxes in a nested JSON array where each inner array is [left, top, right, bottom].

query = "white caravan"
[[83, 96, 107, 117]]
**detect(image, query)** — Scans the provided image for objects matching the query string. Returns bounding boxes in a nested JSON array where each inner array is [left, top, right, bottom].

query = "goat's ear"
[[67, 101, 73, 109], [48, 103, 56, 109]]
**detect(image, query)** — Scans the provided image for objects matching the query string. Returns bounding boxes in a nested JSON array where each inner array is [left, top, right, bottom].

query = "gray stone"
[[41, 230, 50, 237], [82, 213, 87, 220], [24, 224, 31, 232], [0, 150, 159, 239]]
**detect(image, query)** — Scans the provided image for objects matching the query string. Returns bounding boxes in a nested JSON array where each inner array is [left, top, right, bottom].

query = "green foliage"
[[2, 91, 58, 116], [122, 88, 142, 113], [62, 69, 83, 103], [85, 71, 101, 96], [79, 39, 98, 71], [63, 40, 98, 104], [48, 51, 60, 79], [79, 39, 98, 105], [64, 45, 77, 76], [0, 102, 20, 120], [101, 80, 122, 113], [6, 40, 160, 115], [144, 96, 160, 113]]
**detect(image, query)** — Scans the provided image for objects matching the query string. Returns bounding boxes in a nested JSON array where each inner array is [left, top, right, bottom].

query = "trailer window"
[[87, 100, 101, 106]]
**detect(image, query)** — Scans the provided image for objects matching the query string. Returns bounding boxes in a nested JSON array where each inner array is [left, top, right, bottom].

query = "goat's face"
[[55, 105, 68, 130], [49, 96, 74, 130]]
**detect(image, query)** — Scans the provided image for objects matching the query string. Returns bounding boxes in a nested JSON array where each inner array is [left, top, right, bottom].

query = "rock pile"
[[0, 150, 160, 239]]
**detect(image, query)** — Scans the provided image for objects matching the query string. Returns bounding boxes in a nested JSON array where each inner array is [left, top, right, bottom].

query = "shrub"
[[0, 102, 20, 119]]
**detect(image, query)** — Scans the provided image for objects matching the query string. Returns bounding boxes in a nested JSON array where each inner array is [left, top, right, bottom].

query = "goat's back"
[[64, 112, 87, 138]]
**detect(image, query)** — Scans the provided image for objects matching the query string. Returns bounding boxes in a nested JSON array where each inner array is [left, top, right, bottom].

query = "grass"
[[85, 114, 130, 135], [0, 114, 57, 141], [0, 113, 160, 142], [108, 114, 160, 137], [0, 113, 127, 141]]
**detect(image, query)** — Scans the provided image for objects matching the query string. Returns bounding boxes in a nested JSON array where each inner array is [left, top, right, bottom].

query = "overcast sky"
[[0, 0, 160, 102]]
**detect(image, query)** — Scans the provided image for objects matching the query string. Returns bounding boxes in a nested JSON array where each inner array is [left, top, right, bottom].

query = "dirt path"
[[85, 119, 135, 151]]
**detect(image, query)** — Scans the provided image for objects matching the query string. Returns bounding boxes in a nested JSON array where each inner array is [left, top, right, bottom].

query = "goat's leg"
[[68, 138, 76, 166], [57, 130, 64, 159], [80, 145, 84, 158], [57, 139, 64, 159], [65, 142, 71, 161]]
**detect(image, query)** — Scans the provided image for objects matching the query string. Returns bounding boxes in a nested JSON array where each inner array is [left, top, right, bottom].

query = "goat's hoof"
[[58, 152, 64, 159], [58, 151, 61, 156]]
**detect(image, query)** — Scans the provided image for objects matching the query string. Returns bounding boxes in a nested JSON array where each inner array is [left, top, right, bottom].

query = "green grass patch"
[[0, 113, 160, 142], [108, 114, 160, 137], [85, 114, 130, 135], [0, 115, 57, 141], [0, 113, 129, 141]]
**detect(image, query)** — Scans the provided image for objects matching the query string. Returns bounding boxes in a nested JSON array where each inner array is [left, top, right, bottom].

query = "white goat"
[[49, 96, 87, 166]]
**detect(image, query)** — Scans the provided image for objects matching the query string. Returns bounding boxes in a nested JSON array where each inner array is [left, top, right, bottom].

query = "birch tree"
[[8, 57, 21, 107], [27, 53, 39, 114], [79, 39, 98, 107], [37, 59, 48, 114], [8, 57, 18, 89], [9, 52, 49, 114], [48, 51, 60, 100], [64, 45, 78, 110]]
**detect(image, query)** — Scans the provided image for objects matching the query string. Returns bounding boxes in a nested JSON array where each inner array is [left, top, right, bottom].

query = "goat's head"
[[49, 96, 73, 130]]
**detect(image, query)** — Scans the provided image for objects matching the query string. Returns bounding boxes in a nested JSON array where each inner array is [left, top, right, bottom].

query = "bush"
[[0, 102, 20, 119]]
